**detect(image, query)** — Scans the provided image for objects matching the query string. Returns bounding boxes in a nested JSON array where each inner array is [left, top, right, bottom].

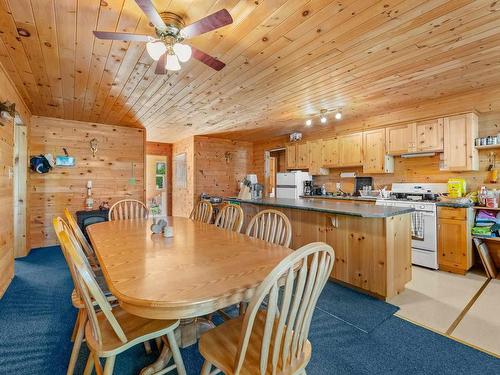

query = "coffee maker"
[[303, 180, 313, 196]]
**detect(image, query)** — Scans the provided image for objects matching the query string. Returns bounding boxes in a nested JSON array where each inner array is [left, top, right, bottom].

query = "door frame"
[[13, 114, 28, 258]]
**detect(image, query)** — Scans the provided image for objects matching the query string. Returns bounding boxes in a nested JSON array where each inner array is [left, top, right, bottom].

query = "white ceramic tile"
[[451, 279, 500, 356], [389, 266, 487, 333]]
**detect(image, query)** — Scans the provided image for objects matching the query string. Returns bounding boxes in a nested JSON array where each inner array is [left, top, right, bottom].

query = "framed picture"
[[174, 153, 187, 188], [55, 155, 76, 166], [155, 175, 165, 190], [156, 161, 166, 175]]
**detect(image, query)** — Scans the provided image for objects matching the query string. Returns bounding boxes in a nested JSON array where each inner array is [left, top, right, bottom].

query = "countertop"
[[300, 194, 378, 202], [226, 197, 414, 218], [435, 201, 474, 208]]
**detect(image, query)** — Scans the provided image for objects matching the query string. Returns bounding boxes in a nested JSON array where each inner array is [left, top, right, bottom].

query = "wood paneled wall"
[[171, 136, 253, 217], [250, 88, 500, 193], [146, 142, 172, 216], [194, 136, 253, 199], [172, 137, 195, 218], [29, 116, 145, 248], [0, 61, 31, 297]]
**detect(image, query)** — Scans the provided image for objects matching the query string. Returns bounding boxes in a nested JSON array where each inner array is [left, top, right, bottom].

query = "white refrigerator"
[[276, 172, 312, 199]]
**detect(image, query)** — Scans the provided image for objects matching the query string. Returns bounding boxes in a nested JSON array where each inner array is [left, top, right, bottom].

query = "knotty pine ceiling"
[[0, 0, 500, 142]]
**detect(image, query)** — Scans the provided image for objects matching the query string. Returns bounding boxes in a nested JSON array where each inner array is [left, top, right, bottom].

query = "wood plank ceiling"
[[0, 0, 499, 142]]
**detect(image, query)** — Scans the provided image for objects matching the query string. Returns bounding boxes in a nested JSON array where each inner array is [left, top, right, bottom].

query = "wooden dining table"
[[87, 216, 293, 373]]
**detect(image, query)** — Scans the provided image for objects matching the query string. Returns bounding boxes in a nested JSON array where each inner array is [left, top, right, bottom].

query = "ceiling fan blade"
[[135, 0, 167, 30], [180, 9, 233, 39], [191, 46, 225, 71], [93, 31, 151, 42], [155, 54, 166, 74]]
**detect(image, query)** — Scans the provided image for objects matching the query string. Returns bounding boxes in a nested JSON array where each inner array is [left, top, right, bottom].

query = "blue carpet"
[[1, 246, 499, 375]]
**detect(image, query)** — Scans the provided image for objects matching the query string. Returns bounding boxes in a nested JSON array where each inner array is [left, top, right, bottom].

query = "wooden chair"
[[108, 199, 148, 221], [64, 208, 99, 268], [190, 200, 213, 223], [58, 230, 187, 375], [214, 203, 244, 233], [199, 242, 334, 375], [53, 217, 99, 375], [246, 209, 293, 247]]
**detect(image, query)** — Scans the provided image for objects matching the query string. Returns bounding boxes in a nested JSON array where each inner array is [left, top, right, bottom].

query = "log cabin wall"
[[172, 136, 195, 218], [0, 62, 31, 297], [29, 116, 145, 248], [194, 136, 253, 199], [250, 87, 500, 193], [146, 142, 172, 216]]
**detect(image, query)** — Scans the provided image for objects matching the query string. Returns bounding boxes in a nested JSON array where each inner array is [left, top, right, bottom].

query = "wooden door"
[[308, 139, 327, 175], [0, 116, 14, 297], [386, 123, 416, 155], [442, 113, 479, 171], [322, 137, 339, 167], [339, 132, 363, 167], [438, 218, 468, 273], [363, 129, 386, 173], [285, 144, 297, 169], [416, 118, 443, 152], [296, 142, 310, 169]]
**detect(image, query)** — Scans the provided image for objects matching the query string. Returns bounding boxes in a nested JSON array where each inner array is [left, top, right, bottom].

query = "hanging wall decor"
[[90, 138, 98, 158]]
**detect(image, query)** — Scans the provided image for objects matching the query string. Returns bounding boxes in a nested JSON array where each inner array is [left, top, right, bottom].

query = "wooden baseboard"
[[438, 264, 467, 275]]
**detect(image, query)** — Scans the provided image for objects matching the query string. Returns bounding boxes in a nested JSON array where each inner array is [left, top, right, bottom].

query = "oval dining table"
[[87, 216, 293, 374]]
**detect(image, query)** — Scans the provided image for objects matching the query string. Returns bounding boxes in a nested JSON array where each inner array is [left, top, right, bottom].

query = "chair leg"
[[71, 310, 81, 342], [93, 351, 104, 375], [155, 337, 162, 350], [239, 302, 248, 316], [83, 353, 94, 375], [67, 309, 87, 375], [144, 340, 152, 354], [103, 356, 116, 375], [201, 360, 212, 375], [167, 331, 186, 375]]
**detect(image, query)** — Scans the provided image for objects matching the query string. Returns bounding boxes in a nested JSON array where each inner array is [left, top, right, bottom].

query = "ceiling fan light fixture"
[[166, 53, 181, 71], [320, 116, 327, 124], [173, 43, 192, 62], [146, 40, 167, 61]]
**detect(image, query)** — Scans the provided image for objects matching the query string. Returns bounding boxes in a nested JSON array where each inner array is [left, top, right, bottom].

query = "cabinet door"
[[363, 129, 386, 173], [339, 132, 363, 166], [416, 118, 443, 152], [285, 144, 297, 169], [386, 123, 416, 155], [296, 142, 310, 169], [442, 113, 479, 171], [322, 137, 339, 167], [438, 218, 468, 273], [308, 139, 327, 175]]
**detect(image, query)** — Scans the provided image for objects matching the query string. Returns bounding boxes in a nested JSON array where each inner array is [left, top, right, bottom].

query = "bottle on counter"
[[321, 184, 327, 195]]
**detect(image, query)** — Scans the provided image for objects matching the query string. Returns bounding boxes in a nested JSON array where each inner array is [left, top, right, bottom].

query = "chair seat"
[[199, 311, 311, 375], [85, 306, 179, 357]]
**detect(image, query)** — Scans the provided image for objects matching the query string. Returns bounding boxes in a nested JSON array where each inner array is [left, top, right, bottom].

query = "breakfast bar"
[[229, 197, 414, 299]]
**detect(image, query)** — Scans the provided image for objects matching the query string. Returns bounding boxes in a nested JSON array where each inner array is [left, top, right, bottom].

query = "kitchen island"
[[227, 197, 414, 299]]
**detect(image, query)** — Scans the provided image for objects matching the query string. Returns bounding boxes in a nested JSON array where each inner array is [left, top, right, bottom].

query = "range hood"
[[400, 152, 436, 158]]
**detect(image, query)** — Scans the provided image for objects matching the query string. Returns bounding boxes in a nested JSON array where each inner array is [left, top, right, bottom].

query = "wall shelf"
[[473, 206, 500, 211], [473, 235, 500, 242], [475, 144, 500, 150]]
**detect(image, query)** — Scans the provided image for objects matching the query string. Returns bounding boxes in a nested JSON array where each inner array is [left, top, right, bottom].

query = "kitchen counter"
[[231, 197, 412, 300], [436, 201, 474, 208], [300, 194, 378, 202], [226, 197, 414, 218]]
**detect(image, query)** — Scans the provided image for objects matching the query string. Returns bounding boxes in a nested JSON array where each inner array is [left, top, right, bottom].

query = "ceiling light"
[[173, 43, 192, 62], [335, 111, 342, 120], [320, 116, 327, 124], [305, 119, 312, 126], [146, 41, 166, 61], [166, 54, 181, 71]]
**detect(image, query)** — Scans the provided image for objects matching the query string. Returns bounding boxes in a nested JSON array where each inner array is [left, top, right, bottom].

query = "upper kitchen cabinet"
[[308, 140, 329, 176], [363, 129, 394, 173], [285, 143, 298, 169], [296, 142, 310, 169], [386, 123, 416, 155], [322, 137, 339, 167], [338, 132, 363, 167], [442, 113, 479, 171], [415, 118, 444, 152]]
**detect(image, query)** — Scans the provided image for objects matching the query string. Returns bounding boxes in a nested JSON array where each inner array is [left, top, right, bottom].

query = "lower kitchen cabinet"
[[437, 207, 473, 274]]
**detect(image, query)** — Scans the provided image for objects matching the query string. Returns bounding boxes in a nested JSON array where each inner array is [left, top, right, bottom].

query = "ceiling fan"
[[93, 0, 233, 74]]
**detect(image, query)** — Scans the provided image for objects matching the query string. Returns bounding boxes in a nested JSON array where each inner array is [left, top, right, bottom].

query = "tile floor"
[[389, 266, 499, 357]]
